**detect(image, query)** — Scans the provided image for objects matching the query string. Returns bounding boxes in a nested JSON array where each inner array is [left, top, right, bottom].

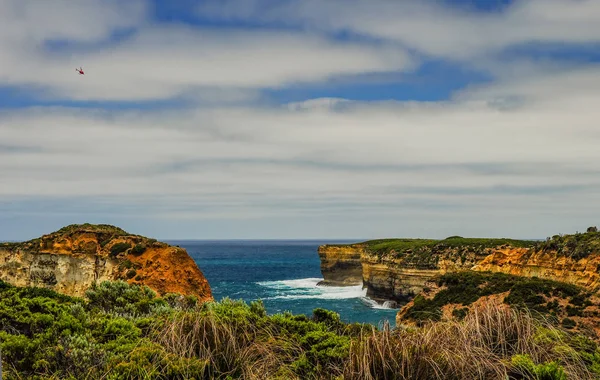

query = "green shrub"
[[535, 230, 600, 260], [109, 242, 131, 257], [562, 318, 577, 329], [0, 279, 598, 379], [249, 299, 266, 317], [162, 293, 198, 310], [452, 307, 469, 320], [85, 281, 167, 316], [400, 271, 593, 326], [125, 269, 137, 279], [130, 244, 146, 255], [510, 354, 567, 380]]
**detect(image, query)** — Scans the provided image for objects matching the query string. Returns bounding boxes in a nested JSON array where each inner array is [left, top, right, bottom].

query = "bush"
[[109, 242, 131, 257], [0, 280, 599, 379], [510, 354, 567, 380], [125, 269, 137, 279], [562, 318, 577, 329], [130, 244, 146, 255], [401, 271, 593, 328], [346, 302, 594, 380], [85, 280, 167, 316], [452, 307, 469, 320]]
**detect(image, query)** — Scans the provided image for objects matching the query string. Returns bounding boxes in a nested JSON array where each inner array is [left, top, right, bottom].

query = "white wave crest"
[[360, 298, 399, 310], [257, 278, 366, 300]]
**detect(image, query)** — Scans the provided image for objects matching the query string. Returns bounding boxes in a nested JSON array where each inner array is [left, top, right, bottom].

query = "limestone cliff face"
[[317, 244, 365, 286], [0, 224, 212, 301], [318, 230, 600, 308], [361, 247, 490, 302], [0, 250, 117, 297], [318, 240, 503, 302], [472, 247, 600, 293]]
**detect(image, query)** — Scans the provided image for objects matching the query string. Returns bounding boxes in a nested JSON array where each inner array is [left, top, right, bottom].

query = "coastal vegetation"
[[3, 224, 600, 378], [325, 227, 600, 263], [535, 228, 600, 260], [362, 236, 536, 255], [1, 279, 599, 379], [323, 237, 537, 270], [401, 271, 597, 332]]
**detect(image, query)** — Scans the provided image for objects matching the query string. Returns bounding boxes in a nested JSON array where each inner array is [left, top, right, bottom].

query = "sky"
[[1, 0, 600, 241]]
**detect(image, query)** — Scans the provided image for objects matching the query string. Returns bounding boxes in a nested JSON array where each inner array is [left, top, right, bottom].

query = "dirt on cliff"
[[0, 223, 213, 301]]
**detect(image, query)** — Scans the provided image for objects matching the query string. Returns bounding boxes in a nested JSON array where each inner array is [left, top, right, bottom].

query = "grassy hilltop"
[[338, 227, 600, 260]]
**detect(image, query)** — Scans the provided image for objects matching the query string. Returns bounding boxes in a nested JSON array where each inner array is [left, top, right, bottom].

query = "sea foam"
[[257, 277, 366, 300], [257, 278, 399, 309]]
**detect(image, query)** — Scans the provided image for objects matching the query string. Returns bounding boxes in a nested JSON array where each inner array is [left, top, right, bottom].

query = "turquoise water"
[[168, 240, 398, 328]]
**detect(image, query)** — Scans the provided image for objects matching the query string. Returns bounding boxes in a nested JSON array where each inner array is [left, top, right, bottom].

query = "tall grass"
[[144, 300, 596, 379], [153, 310, 302, 379], [345, 301, 594, 380], [4, 280, 598, 379]]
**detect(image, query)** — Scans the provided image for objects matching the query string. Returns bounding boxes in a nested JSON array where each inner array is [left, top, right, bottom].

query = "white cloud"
[[0, 0, 413, 101], [1, 0, 600, 239], [198, 0, 600, 60], [1, 66, 600, 216], [0, 0, 146, 44]]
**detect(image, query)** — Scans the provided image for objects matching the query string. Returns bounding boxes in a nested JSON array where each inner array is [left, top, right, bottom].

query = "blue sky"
[[1, 0, 600, 240]]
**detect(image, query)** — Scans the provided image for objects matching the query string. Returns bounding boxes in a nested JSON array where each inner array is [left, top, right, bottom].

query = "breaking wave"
[[360, 298, 399, 310], [256, 278, 397, 310], [257, 278, 366, 300]]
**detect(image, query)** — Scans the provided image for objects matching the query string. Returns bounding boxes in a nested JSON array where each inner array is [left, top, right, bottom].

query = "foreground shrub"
[[85, 280, 168, 316], [344, 301, 597, 380], [1, 280, 599, 379]]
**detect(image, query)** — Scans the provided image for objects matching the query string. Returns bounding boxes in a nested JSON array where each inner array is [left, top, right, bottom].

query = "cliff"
[[317, 244, 365, 286], [0, 224, 213, 301], [319, 237, 535, 303], [318, 229, 600, 305], [396, 271, 600, 339], [473, 248, 600, 293]]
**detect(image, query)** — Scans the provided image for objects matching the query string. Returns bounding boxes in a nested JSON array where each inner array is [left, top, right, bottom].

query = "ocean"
[[167, 239, 399, 328]]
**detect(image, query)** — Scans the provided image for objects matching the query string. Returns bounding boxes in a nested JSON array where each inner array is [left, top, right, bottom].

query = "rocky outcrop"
[[361, 246, 495, 302], [318, 239, 519, 303], [0, 224, 213, 301], [317, 244, 365, 286], [318, 230, 600, 307], [472, 247, 600, 293]]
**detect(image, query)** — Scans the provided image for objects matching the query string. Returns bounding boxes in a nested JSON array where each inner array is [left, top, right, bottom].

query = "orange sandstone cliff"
[[318, 229, 600, 304], [472, 247, 600, 293], [0, 224, 212, 301], [317, 244, 365, 286], [319, 238, 533, 303]]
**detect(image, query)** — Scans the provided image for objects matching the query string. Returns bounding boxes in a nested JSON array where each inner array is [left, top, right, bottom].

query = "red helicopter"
[[76, 67, 84, 75]]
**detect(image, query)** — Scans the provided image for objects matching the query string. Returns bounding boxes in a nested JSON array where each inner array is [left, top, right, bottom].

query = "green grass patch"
[[535, 230, 600, 260]]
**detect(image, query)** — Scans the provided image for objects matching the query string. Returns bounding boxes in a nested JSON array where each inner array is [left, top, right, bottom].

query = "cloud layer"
[[198, 0, 600, 59], [0, 0, 412, 101], [1, 0, 599, 239]]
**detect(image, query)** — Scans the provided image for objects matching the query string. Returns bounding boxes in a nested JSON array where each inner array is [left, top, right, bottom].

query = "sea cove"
[[175, 239, 400, 327]]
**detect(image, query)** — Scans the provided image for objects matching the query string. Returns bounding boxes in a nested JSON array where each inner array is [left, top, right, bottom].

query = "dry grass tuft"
[[153, 311, 302, 379], [344, 301, 594, 380]]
